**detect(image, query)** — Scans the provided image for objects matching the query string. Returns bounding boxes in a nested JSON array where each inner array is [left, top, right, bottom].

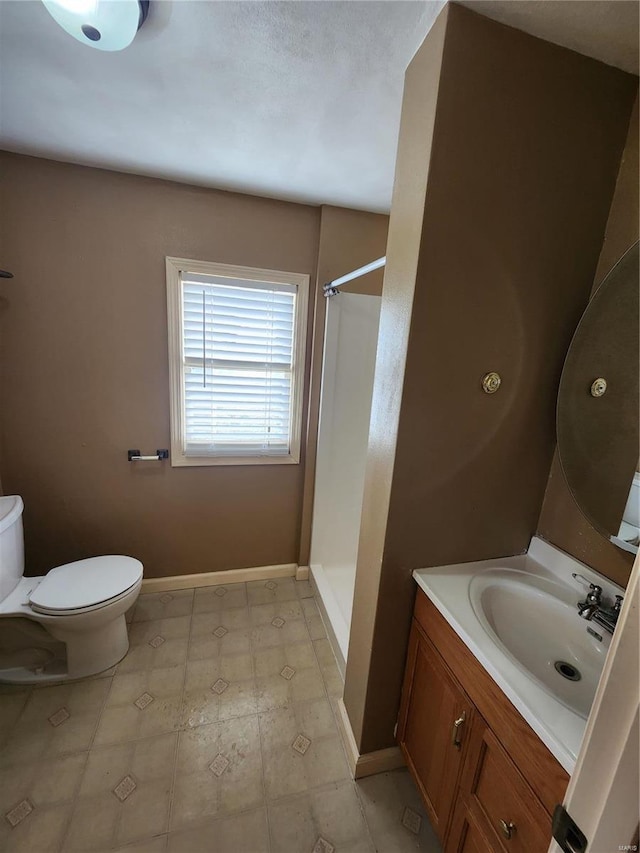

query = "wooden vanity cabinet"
[[398, 588, 570, 851], [449, 809, 497, 853], [447, 716, 552, 853], [397, 623, 475, 841]]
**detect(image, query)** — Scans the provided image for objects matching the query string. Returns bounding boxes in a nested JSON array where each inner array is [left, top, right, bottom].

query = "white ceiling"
[[0, 1, 637, 214]]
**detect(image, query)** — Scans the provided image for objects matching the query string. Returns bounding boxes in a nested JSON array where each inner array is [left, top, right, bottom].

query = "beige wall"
[[344, 4, 638, 754], [537, 94, 639, 588], [298, 205, 389, 566], [343, 6, 450, 750], [0, 153, 320, 577]]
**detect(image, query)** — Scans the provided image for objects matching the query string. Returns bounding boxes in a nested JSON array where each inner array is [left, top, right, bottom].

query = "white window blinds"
[[180, 273, 298, 457]]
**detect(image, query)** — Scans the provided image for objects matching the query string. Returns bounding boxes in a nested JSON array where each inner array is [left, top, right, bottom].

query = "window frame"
[[166, 256, 309, 467]]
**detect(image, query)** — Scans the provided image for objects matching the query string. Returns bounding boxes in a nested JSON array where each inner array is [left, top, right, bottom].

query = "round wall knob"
[[590, 378, 607, 397], [482, 372, 501, 394]]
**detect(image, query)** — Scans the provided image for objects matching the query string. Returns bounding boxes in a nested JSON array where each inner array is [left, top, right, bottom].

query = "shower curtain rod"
[[323, 256, 386, 297]]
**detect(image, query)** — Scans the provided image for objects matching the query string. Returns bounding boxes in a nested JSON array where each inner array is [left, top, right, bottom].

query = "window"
[[166, 257, 309, 466]]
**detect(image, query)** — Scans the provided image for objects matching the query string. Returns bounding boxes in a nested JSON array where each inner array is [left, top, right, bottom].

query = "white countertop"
[[412, 536, 623, 774]]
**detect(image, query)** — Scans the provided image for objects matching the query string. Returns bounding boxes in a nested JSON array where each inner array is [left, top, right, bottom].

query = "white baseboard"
[[296, 565, 310, 581], [336, 698, 405, 779], [141, 563, 298, 594]]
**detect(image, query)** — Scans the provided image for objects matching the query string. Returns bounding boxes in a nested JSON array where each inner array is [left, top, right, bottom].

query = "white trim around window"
[[166, 257, 309, 466]]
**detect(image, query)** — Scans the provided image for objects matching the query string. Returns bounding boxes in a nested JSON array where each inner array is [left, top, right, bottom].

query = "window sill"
[[170, 453, 300, 467]]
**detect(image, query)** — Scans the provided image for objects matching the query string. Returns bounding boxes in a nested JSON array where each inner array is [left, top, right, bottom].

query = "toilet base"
[[48, 612, 131, 679], [0, 654, 125, 685], [0, 576, 141, 684], [0, 615, 131, 684]]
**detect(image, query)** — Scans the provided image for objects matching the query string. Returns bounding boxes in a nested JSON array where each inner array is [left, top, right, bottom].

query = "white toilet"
[[0, 495, 143, 684], [618, 471, 640, 546]]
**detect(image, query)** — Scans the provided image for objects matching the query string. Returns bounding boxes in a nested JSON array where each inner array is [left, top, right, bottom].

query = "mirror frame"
[[557, 241, 639, 553]]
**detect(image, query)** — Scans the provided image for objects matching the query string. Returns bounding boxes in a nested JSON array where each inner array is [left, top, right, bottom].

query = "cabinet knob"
[[499, 819, 516, 840], [451, 711, 466, 749]]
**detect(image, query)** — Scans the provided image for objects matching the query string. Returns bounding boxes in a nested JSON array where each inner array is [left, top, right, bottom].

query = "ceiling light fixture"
[[42, 0, 149, 51]]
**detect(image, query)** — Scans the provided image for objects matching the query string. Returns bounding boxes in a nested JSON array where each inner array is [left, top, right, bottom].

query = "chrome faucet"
[[573, 574, 624, 635]]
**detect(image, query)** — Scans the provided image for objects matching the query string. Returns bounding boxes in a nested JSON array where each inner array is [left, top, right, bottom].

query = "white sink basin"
[[469, 569, 609, 719], [413, 537, 624, 772]]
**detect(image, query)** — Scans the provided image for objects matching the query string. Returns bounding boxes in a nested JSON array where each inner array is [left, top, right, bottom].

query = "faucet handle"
[[585, 584, 602, 604], [613, 595, 624, 613], [571, 572, 602, 604]]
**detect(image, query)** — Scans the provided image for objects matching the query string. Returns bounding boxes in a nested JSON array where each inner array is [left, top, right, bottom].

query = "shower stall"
[[309, 261, 383, 669]]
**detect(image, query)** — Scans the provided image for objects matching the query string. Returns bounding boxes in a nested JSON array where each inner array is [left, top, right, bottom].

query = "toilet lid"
[[29, 555, 143, 613]]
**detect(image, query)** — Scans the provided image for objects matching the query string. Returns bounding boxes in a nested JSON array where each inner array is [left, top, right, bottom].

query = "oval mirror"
[[557, 242, 639, 553]]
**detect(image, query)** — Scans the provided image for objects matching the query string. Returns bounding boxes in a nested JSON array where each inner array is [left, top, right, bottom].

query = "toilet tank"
[[0, 495, 25, 602], [622, 472, 640, 529]]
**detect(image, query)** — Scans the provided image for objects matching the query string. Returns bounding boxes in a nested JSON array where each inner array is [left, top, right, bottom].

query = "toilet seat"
[[28, 555, 143, 616]]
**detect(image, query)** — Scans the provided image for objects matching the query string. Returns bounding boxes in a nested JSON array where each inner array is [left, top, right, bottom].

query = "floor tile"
[[193, 583, 247, 614], [269, 781, 374, 853], [188, 628, 251, 661], [313, 639, 336, 668], [251, 618, 310, 649], [170, 768, 220, 829], [78, 732, 177, 798], [20, 677, 110, 723], [1, 582, 442, 853], [68, 734, 176, 848], [93, 704, 142, 747], [295, 698, 340, 740], [295, 579, 315, 599], [172, 716, 263, 830], [64, 792, 121, 850], [259, 705, 349, 801], [0, 764, 37, 815], [106, 665, 185, 707], [181, 678, 257, 727], [254, 642, 317, 676], [0, 753, 87, 830], [167, 806, 269, 853], [133, 589, 194, 622], [116, 778, 172, 845], [301, 597, 321, 621], [256, 666, 325, 713], [118, 637, 189, 673], [191, 606, 250, 635], [0, 690, 30, 741], [306, 614, 328, 641], [111, 836, 168, 853], [356, 769, 441, 852], [253, 642, 325, 713], [184, 652, 253, 692], [320, 659, 344, 699], [261, 737, 349, 802], [0, 800, 73, 853], [247, 577, 298, 606], [3, 707, 101, 766], [31, 752, 88, 806], [314, 632, 343, 691], [128, 615, 192, 645], [95, 666, 185, 745], [250, 599, 304, 625]]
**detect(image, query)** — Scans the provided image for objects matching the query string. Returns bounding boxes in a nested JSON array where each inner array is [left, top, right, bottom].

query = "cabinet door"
[[397, 620, 474, 843], [447, 715, 551, 853], [455, 813, 496, 853]]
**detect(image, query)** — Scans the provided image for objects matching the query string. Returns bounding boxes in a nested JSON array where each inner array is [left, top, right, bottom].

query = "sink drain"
[[554, 661, 581, 682]]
